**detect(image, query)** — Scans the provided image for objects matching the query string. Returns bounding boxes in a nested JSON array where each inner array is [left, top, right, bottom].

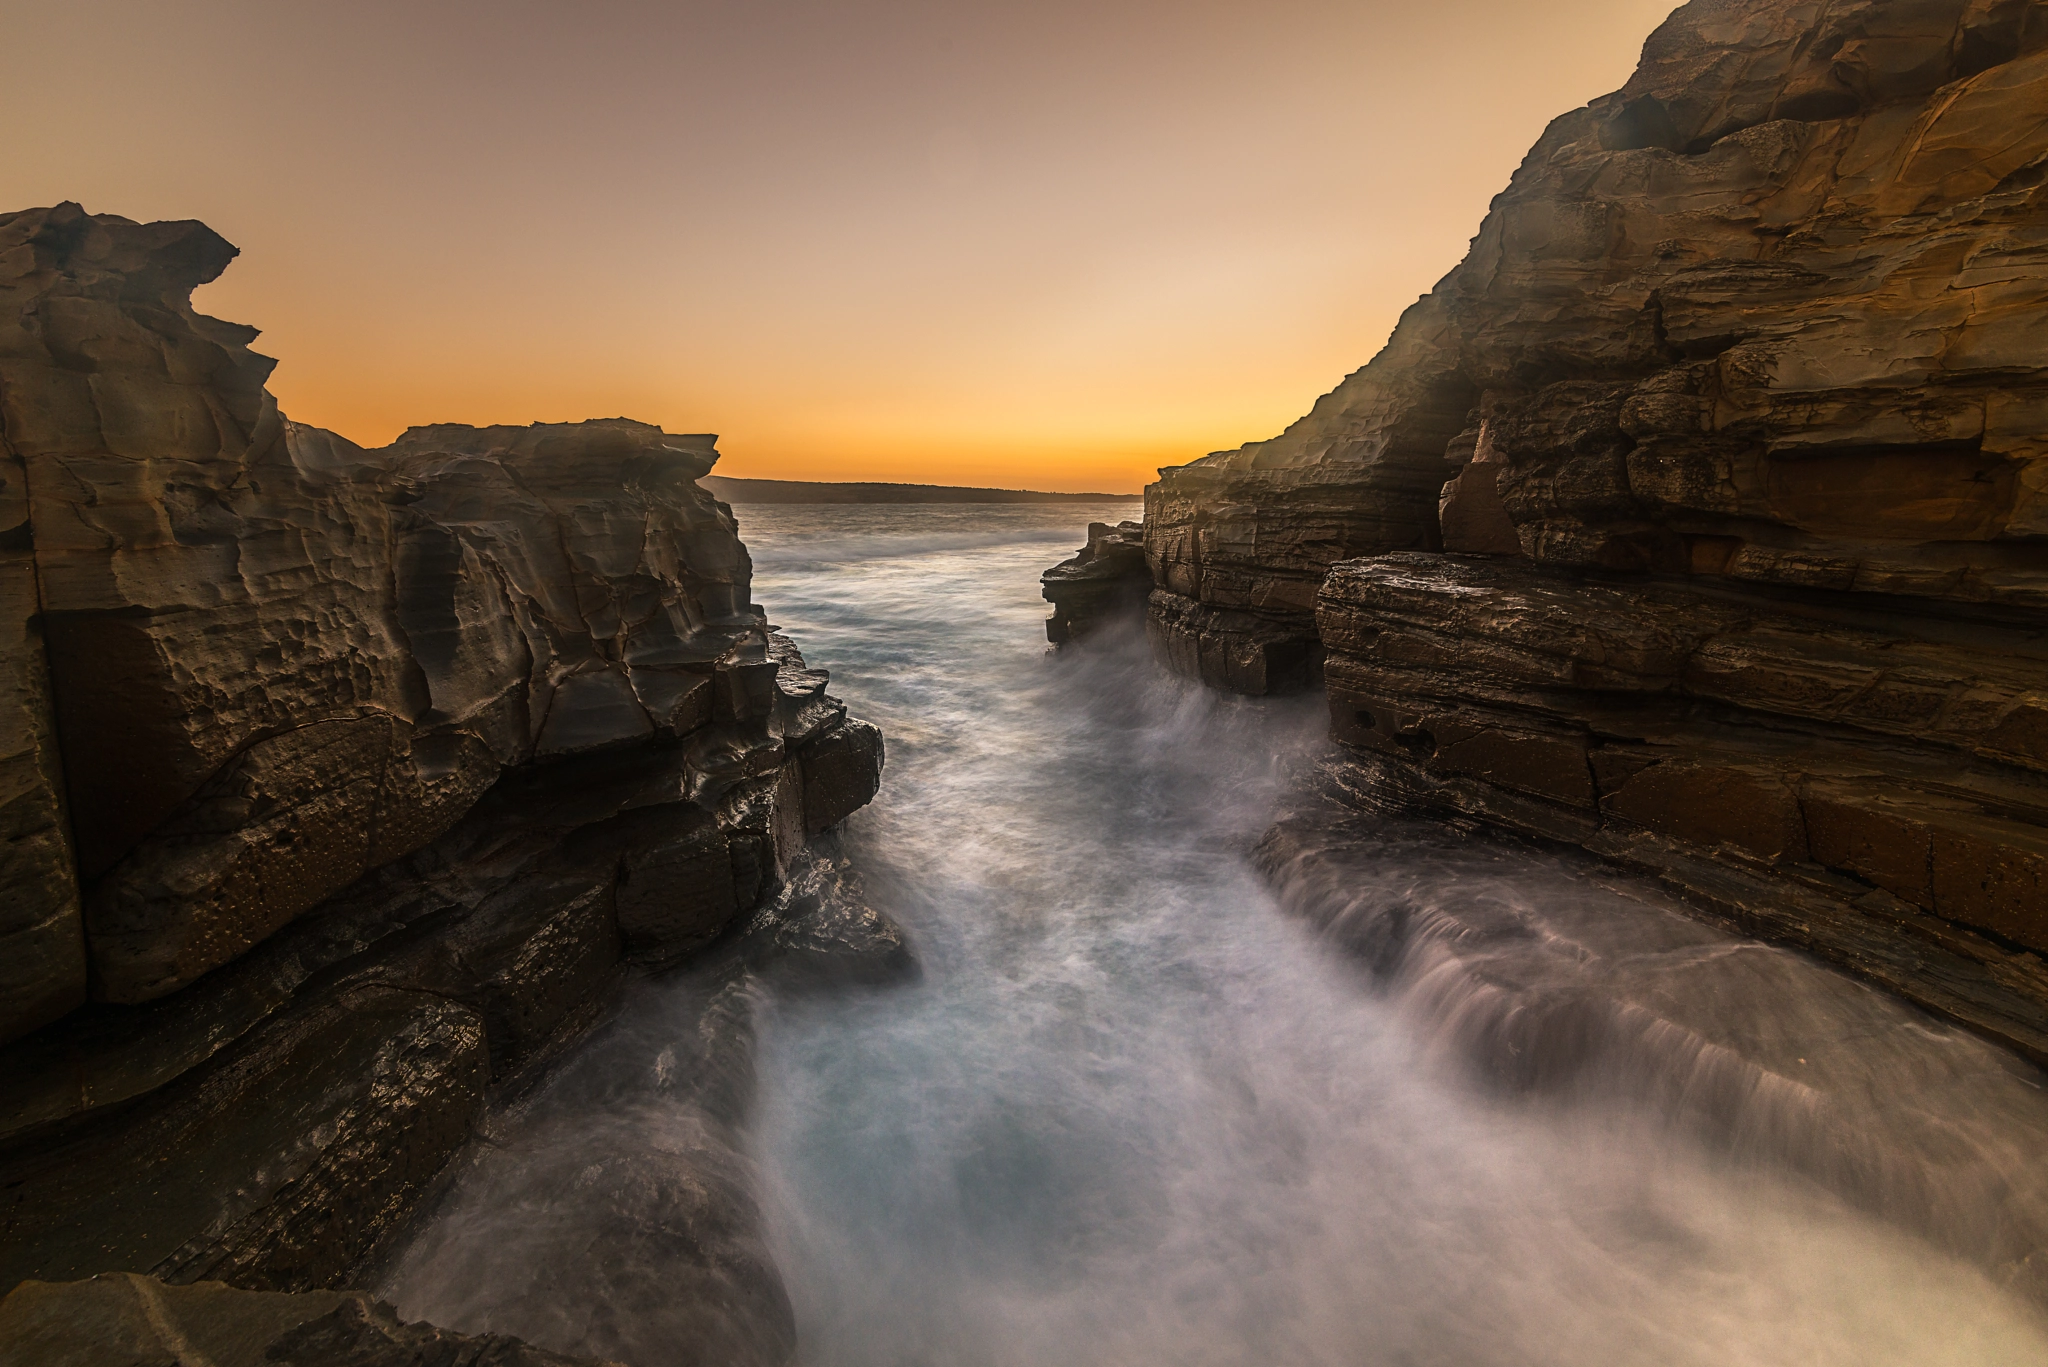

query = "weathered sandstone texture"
[[1042, 520, 1149, 645], [0, 1272, 616, 1366], [1132, 0, 2048, 1054], [0, 203, 884, 1301], [1321, 553, 2048, 1059], [1146, 0, 2048, 689]]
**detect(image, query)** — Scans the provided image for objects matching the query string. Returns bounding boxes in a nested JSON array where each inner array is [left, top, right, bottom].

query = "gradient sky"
[[6, 0, 1676, 491]]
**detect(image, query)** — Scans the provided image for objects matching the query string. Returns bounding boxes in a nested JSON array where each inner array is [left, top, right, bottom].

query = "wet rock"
[[0, 1272, 613, 1366], [1141, 0, 2048, 692], [797, 716, 886, 839], [0, 435, 82, 1044], [1257, 792, 2048, 1301], [386, 1113, 795, 1367], [377, 857, 914, 1366], [1042, 521, 1150, 645], [0, 987, 490, 1294], [748, 857, 919, 988], [1316, 552, 2048, 1061], [0, 204, 886, 1308]]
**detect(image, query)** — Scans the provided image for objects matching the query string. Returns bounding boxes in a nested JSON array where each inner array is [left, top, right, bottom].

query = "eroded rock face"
[[0, 204, 886, 1304], [1144, 0, 2048, 691], [1041, 520, 1149, 645], [1125, 1, 2048, 1052], [1319, 553, 2048, 1059]]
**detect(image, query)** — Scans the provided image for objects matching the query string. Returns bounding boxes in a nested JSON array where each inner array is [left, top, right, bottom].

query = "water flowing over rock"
[[0, 202, 885, 1311], [1110, 0, 2048, 1056]]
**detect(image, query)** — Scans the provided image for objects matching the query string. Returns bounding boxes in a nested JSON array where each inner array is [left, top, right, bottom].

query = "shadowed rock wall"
[[1126, 0, 2048, 1054], [0, 1272, 619, 1366], [0, 203, 884, 1305]]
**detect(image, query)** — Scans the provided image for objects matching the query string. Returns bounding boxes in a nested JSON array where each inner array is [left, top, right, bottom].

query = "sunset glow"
[[9, 0, 1679, 490]]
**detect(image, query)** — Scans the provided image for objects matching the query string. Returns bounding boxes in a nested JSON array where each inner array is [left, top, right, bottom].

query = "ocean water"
[[387, 502, 2048, 1366]]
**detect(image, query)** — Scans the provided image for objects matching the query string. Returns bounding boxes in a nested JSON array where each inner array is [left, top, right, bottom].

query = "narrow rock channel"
[[386, 504, 2048, 1367]]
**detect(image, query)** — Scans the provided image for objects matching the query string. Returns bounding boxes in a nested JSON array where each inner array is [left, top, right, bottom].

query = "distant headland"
[[702, 475, 1136, 504]]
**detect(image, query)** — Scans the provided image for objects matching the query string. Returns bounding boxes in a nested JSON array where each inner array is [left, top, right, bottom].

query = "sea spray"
[[386, 503, 2048, 1367]]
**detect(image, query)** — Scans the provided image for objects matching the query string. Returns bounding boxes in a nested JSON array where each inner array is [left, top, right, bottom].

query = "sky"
[[4, 0, 1678, 491]]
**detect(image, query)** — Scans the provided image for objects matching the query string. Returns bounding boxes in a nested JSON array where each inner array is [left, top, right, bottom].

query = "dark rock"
[[747, 856, 919, 989], [613, 806, 738, 962], [376, 965, 792, 1367], [0, 1272, 615, 1366], [1316, 552, 2048, 1061], [1144, 589, 1321, 696], [1042, 521, 1150, 645], [0, 418, 83, 1045], [0, 988, 490, 1294], [0, 206, 888, 1311]]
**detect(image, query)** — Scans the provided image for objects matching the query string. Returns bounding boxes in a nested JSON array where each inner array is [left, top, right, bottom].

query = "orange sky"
[[6, 0, 1677, 492]]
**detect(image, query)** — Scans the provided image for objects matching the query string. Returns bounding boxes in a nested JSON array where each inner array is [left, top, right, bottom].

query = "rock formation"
[[0, 1272, 617, 1366], [1041, 520, 1149, 645], [1115, 0, 2048, 1056], [0, 202, 885, 1314]]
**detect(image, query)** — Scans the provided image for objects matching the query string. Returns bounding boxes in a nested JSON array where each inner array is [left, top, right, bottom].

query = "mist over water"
[[389, 504, 2048, 1366]]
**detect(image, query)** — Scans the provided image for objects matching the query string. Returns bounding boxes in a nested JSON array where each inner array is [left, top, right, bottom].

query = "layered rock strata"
[[1144, 0, 2048, 690], [1041, 520, 1149, 645], [0, 203, 884, 1302], [1321, 553, 2048, 1059], [1123, 0, 2048, 1051]]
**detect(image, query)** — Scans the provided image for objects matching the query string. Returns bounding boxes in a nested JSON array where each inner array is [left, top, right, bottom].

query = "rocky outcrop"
[[0, 204, 884, 1300], [1127, 1, 2048, 1053], [379, 854, 912, 1367], [1140, 299, 1462, 693], [1320, 553, 2048, 1059], [1041, 520, 1149, 645], [1145, 0, 2048, 690], [0, 1272, 616, 1366]]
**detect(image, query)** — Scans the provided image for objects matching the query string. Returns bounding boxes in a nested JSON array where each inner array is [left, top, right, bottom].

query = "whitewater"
[[386, 503, 2048, 1366]]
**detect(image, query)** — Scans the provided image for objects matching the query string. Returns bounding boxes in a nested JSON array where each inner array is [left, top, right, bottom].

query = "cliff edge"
[[0, 203, 884, 1333], [1128, 0, 2048, 1057]]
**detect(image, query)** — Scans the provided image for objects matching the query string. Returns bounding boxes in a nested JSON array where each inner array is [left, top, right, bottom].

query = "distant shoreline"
[[702, 475, 1140, 505]]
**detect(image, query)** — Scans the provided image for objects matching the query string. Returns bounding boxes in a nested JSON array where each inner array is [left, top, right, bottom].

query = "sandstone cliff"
[[1041, 520, 1150, 645], [1128, 0, 2048, 1057], [0, 203, 884, 1313]]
